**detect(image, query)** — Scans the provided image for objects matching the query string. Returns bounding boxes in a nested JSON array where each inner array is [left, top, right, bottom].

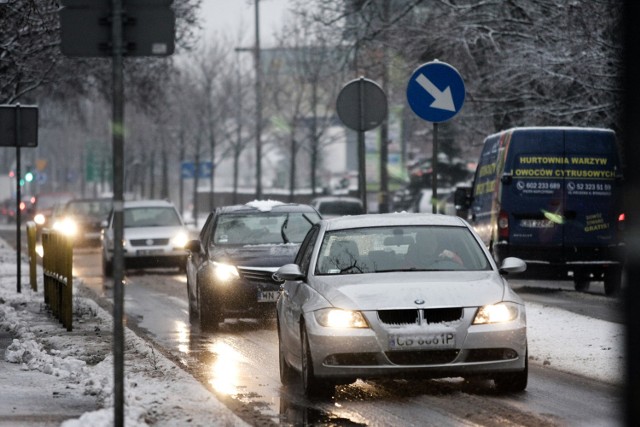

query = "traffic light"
[[24, 170, 34, 182]]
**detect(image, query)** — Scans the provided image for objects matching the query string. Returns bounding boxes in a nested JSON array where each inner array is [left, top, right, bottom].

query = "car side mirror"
[[500, 173, 513, 185], [274, 263, 304, 281], [499, 257, 527, 275], [185, 239, 202, 254]]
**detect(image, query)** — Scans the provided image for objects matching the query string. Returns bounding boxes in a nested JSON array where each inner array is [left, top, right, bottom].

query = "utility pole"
[[254, 0, 263, 199]]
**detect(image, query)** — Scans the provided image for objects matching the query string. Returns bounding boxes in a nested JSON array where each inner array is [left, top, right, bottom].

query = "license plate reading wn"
[[257, 291, 279, 303], [388, 332, 456, 350]]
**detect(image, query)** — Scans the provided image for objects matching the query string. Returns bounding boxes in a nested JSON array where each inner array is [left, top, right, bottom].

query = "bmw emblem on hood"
[[414, 299, 425, 305]]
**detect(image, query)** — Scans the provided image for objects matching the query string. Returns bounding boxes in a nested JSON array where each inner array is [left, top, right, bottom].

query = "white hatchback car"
[[275, 213, 528, 397], [101, 200, 190, 276]]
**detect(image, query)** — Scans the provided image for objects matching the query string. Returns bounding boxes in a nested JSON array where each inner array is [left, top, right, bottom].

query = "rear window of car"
[[315, 225, 491, 275], [124, 207, 182, 227], [212, 211, 320, 246]]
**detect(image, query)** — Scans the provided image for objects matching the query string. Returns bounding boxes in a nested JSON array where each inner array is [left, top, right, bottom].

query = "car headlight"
[[52, 218, 78, 237], [212, 261, 240, 282], [34, 213, 46, 225], [171, 231, 189, 248], [473, 302, 520, 324], [314, 308, 369, 329]]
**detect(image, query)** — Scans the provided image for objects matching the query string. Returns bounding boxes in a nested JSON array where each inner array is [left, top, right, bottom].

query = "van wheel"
[[604, 267, 622, 297], [573, 271, 590, 292]]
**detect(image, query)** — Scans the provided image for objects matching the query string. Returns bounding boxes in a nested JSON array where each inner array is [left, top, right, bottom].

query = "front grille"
[[238, 268, 278, 285], [386, 350, 459, 365], [425, 308, 463, 324], [130, 238, 170, 247], [378, 309, 419, 325], [378, 308, 463, 326]]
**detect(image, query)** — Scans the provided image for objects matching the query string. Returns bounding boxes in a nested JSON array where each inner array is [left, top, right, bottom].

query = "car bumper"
[[304, 308, 527, 381], [203, 267, 281, 316]]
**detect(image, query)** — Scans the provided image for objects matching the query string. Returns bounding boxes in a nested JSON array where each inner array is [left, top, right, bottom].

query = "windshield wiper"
[[280, 214, 290, 243]]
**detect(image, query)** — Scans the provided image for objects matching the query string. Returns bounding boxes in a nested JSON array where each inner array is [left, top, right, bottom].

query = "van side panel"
[[471, 134, 502, 244]]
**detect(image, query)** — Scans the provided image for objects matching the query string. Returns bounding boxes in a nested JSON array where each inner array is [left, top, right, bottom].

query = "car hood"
[[312, 271, 508, 310], [212, 244, 300, 268]]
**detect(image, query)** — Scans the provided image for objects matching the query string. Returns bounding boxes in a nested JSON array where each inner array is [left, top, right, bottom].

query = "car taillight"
[[498, 210, 509, 240], [618, 213, 625, 231]]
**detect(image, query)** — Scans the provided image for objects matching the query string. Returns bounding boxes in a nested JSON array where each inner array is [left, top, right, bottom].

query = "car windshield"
[[65, 200, 112, 218], [212, 212, 320, 246], [315, 225, 491, 275], [318, 200, 363, 216], [124, 207, 182, 228]]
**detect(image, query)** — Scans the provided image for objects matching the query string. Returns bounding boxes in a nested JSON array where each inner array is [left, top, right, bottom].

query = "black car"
[[185, 201, 322, 331]]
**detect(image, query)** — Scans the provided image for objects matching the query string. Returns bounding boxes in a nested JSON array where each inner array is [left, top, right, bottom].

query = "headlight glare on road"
[[171, 231, 189, 248], [473, 302, 519, 324], [315, 308, 369, 329], [212, 261, 240, 282]]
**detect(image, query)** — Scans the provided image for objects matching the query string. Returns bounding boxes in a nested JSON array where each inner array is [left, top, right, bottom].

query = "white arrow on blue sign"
[[406, 61, 465, 123]]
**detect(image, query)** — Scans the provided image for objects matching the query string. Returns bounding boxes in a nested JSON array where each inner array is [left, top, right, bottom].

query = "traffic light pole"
[[111, 1, 125, 426]]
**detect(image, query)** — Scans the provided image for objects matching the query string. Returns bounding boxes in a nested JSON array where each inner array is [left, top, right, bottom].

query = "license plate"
[[137, 249, 163, 256], [520, 219, 554, 228], [257, 291, 279, 302], [388, 332, 455, 350]]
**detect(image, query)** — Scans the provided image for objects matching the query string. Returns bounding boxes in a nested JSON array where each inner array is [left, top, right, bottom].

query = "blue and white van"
[[465, 127, 625, 295]]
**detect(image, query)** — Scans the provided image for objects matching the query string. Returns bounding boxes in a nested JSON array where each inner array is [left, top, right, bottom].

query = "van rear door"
[[505, 128, 621, 262], [506, 129, 565, 254], [561, 129, 621, 252]]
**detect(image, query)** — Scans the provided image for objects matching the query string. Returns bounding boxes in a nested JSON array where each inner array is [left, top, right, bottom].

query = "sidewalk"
[[0, 241, 248, 427]]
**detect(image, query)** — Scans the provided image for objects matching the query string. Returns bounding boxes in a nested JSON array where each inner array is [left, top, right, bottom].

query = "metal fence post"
[[26, 222, 37, 291]]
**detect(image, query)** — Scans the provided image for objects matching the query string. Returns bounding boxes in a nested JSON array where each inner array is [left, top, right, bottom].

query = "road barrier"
[[26, 221, 38, 292], [41, 229, 73, 331]]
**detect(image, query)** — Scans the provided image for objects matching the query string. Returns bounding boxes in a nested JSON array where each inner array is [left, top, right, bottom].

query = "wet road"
[[67, 247, 622, 427]]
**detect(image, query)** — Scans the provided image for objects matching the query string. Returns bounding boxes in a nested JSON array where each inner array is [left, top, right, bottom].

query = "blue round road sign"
[[406, 61, 465, 123]]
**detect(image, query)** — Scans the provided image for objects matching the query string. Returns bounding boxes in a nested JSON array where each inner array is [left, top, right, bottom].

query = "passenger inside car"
[[405, 229, 464, 268]]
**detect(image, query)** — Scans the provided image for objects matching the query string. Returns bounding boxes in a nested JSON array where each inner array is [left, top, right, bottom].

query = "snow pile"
[[0, 241, 247, 427]]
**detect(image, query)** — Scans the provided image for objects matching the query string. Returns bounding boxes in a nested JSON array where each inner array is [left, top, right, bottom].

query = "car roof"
[[311, 196, 363, 204], [123, 200, 176, 208], [322, 212, 467, 231], [215, 200, 318, 215]]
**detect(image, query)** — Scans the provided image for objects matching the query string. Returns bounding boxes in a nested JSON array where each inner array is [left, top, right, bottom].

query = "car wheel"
[[301, 324, 334, 398], [198, 284, 222, 332], [186, 275, 198, 325], [278, 321, 297, 386], [103, 255, 113, 278], [493, 350, 528, 393], [573, 270, 590, 292], [604, 267, 622, 297]]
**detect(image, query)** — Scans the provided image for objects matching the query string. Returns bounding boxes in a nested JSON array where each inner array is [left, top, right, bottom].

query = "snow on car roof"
[[123, 199, 176, 208], [323, 212, 466, 230], [245, 200, 285, 211]]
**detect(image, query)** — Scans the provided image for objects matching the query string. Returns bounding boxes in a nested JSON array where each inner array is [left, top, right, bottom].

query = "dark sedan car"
[[185, 200, 322, 331]]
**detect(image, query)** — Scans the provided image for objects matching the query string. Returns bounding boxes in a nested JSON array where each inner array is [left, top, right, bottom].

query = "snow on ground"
[[0, 238, 247, 427], [0, 234, 624, 426]]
